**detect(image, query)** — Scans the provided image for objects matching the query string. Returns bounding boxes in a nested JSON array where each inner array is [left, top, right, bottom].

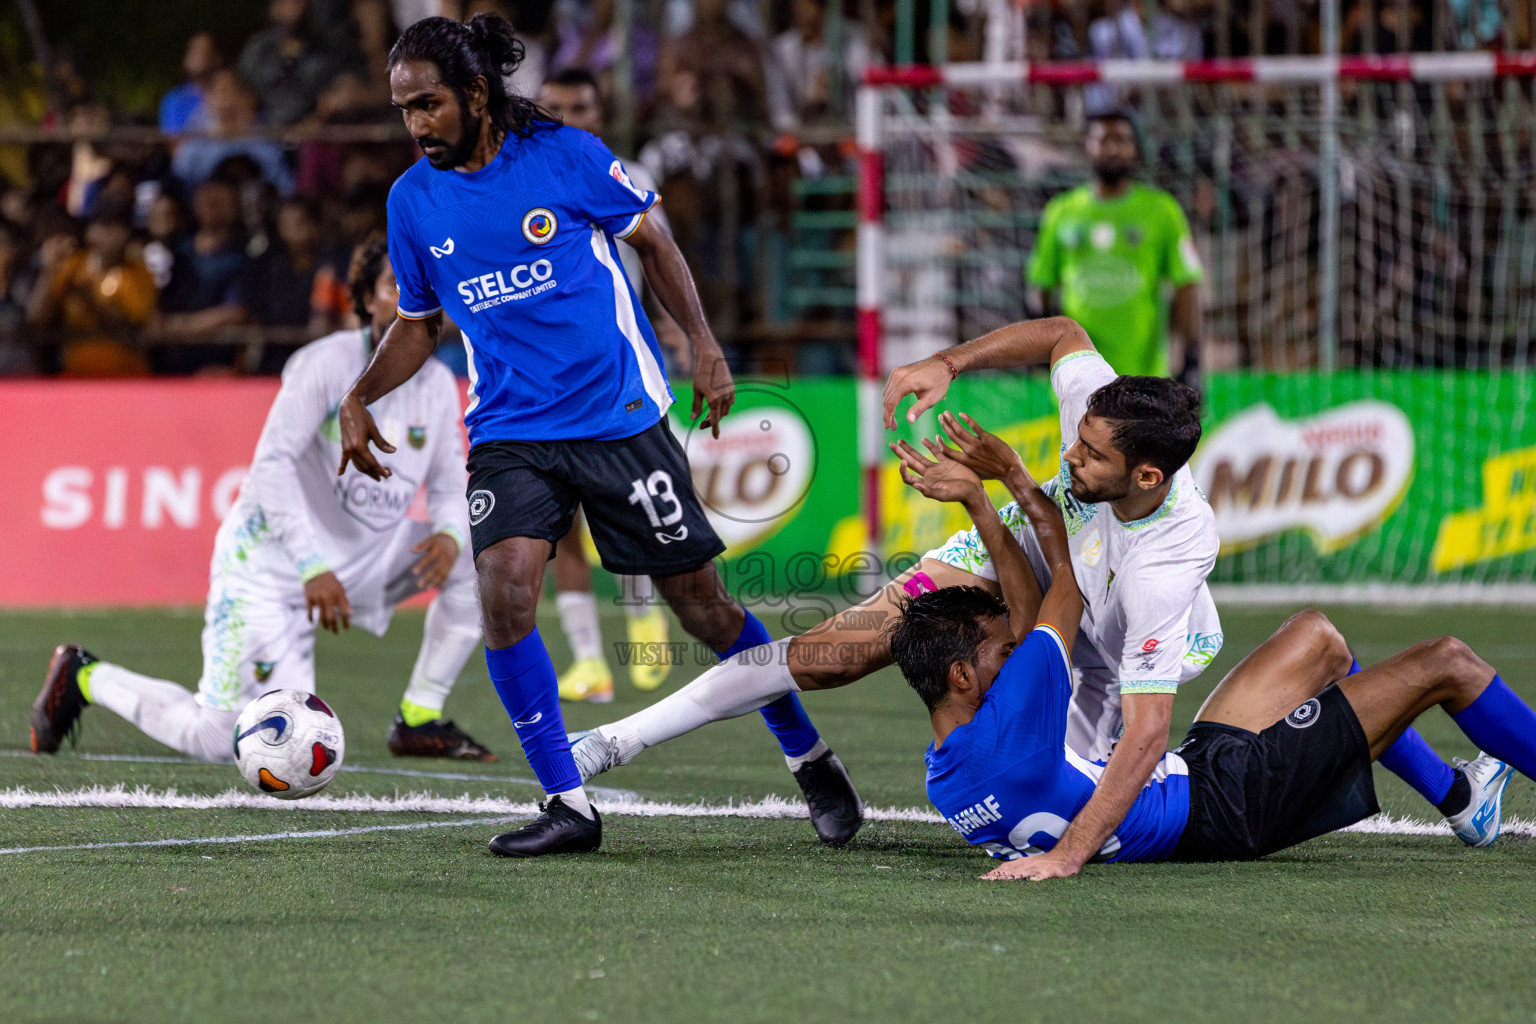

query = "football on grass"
[[233, 689, 345, 799]]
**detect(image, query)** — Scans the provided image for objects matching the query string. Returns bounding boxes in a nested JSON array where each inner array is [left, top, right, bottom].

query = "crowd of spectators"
[[0, 0, 1515, 377]]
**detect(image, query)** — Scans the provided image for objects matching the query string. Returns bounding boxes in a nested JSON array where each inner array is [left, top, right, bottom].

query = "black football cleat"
[[793, 749, 864, 848], [487, 796, 602, 857], [31, 644, 97, 754], [386, 715, 496, 762]]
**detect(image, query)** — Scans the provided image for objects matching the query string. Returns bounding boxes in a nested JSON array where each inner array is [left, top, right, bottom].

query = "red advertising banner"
[[0, 379, 281, 606]]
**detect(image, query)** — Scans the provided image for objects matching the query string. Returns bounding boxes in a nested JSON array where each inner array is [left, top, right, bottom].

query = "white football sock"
[[599, 637, 799, 760], [86, 662, 238, 763], [618, 574, 655, 617], [400, 593, 482, 715], [556, 591, 604, 662], [784, 738, 829, 772], [555, 785, 594, 819]]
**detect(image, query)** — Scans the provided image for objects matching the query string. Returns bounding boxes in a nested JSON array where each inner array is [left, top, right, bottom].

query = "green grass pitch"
[[1, 604, 1533, 1023]]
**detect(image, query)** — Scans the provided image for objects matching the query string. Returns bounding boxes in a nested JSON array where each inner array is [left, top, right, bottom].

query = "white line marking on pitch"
[[0, 815, 521, 856], [0, 749, 640, 802], [2, 786, 1530, 857]]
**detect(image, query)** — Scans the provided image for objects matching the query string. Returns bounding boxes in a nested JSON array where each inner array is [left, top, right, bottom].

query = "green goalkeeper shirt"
[[1026, 182, 1203, 377]]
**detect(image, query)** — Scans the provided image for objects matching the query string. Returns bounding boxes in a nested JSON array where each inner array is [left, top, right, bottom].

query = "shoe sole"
[[487, 837, 602, 858], [30, 644, 76, 754], [386, 739, 498, 763]]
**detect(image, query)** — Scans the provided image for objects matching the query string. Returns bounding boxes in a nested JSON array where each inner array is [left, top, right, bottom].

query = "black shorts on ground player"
[[465, 418, 726, 576], [1170, 684, 1380, 861]]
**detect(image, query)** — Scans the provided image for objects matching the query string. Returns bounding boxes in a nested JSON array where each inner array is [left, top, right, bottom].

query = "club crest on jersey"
[[522, 208, 557, 245], [407, 425, 426, 449], [468, 489, 496, 526], [1286, 697, 1322, 729], [608, 160, 649, 201], [253, 660, 276, 683], [1080, 527, 1103, 567]]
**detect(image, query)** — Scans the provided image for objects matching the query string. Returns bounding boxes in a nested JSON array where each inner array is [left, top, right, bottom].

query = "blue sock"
[[1351, 656, 1456, 805], [484, 628, 579, 794], [724, 609, 822, 759], [1378, 727, 1456, 806], [1450, 674, 1536, 781]]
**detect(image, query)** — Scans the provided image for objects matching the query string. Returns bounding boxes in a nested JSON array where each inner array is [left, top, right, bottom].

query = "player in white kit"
[[30, 238, 493, 763]]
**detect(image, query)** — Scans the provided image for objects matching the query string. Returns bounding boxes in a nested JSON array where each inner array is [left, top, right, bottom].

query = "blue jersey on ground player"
[[336, 14, 861, 857], [925, 623, 1188, 862]]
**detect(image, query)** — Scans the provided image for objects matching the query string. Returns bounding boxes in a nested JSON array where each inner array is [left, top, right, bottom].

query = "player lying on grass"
[[571, 316, 1487, 846], [889, 444, 1526, 878], [336, 15, 855, 857], [31, 237, 494, 763]]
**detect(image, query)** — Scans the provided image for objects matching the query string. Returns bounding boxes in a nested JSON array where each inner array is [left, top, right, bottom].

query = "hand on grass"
[[979, 849, 1083, 882]]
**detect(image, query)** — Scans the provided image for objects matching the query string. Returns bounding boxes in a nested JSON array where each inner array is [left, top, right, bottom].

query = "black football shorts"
[[465, 418, 726, 576], [1171, 684, 1380, 861]]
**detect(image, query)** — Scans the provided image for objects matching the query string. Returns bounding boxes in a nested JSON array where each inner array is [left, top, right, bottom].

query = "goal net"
[[858, 56, 1536, 602]]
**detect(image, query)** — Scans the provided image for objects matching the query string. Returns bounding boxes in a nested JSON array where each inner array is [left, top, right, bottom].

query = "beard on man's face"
[[1092, 160, 1133, 187], [421, 102, 483, 169]]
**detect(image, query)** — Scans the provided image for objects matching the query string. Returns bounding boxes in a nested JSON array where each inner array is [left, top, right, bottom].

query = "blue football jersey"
[[924, 624, 1190, 863], [386, 124, 673, 446]]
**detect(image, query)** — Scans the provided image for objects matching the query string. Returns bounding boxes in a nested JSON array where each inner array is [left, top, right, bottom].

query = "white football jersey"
[[212, 329, 471, 633], [927, 349, 1223, 696]]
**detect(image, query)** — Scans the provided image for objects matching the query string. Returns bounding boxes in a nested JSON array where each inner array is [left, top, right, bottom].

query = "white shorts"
[[195, 520, 476, 713]]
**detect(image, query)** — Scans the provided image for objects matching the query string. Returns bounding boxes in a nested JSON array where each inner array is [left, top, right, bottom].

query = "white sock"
[[599, 637, 799, 761], [400, 594, 482, 716], [785, 737, 829, 772], [87, 662, 238, 763], [556, 591, 604, 662], [555, 785, 594, 819], [619, 574, 655, 617]]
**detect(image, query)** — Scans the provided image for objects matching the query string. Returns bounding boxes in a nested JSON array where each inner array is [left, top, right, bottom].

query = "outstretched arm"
[[337, 314, 440, 481], [934, 411, 1081, 649], [891, 439, 1046, 640], [882, 316, 1095, 428]]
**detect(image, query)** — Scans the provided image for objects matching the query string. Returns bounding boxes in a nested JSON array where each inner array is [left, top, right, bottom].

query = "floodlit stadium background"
[[3, 3, 1536, 1021]]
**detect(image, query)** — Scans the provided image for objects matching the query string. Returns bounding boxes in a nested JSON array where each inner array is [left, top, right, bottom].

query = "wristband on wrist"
[[933, 352, 960, 379]]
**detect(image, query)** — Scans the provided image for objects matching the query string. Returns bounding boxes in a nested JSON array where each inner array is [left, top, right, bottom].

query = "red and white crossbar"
[[864, 52, 1536, 88]]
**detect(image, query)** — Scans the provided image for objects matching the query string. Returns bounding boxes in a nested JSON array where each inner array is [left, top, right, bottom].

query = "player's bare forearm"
[[628, 214, 734, 434], [1051, 693, 1175, 869], [338, 314, 438, 480], [628, 214, 714, 356], [1002, 467, 1073, 583], [961, 488, 1044, 638], [349, 314, 439, 405], [944, 317, 1093, 374], [883, 317, 1094, 427], [1002, 470, 1083, 645]]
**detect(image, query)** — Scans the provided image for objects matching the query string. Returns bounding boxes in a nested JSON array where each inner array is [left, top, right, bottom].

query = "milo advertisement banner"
[[674, 371, 1536, 595]]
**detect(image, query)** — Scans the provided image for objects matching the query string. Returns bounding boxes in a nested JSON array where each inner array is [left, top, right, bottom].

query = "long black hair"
[[386, 14, 556, 139]]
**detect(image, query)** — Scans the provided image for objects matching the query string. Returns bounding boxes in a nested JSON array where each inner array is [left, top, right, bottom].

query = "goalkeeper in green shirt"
[[1027, 111, 1204, 382]]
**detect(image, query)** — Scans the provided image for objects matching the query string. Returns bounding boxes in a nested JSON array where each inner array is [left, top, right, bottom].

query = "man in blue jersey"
[[336, 14, 860, 857], [889, 441, 1536, 877]]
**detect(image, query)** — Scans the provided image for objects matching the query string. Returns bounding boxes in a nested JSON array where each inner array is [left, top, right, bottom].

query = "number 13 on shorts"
[[629, 470, 690, 544]]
